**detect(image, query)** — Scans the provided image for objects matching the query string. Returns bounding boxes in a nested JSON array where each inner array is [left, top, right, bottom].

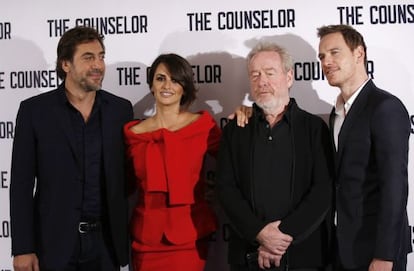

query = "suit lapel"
[[99, 92, 113, 193], [53, 88, 81, 164], [335, 80, 373, 172]]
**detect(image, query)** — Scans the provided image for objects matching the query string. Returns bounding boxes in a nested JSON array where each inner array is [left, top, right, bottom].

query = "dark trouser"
[[230, 263, 324, 271], [41, 222, 119, 271], [335, 256, 407, 271]]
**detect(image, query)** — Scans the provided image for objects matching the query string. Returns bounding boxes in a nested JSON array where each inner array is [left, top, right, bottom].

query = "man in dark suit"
[[10, 26, 133, 271], [317, 24, 412, 271], [217, 42, 333, 271]]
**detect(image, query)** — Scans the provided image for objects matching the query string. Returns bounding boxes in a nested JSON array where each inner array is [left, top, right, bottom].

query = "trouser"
[[230, 264, 323, 271], [41, 221, 119, 271], [335, 256, 407, 271]]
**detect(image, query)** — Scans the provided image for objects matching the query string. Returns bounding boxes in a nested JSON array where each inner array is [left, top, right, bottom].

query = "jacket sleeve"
[[371, 97, 410, 260], [10, 101, 37, 256]]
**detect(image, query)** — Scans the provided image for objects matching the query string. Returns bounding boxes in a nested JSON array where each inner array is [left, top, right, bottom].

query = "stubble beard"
[[81, 74, 103, 92]]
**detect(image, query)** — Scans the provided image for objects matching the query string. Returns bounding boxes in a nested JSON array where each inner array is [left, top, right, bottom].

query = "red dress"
[[123, 111, 221, 271]]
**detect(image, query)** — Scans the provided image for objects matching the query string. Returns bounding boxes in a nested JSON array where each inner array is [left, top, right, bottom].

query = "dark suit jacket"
[[10, 84, 133, 269], [217, 99, 333, 268], [330, 80, 412, 268]]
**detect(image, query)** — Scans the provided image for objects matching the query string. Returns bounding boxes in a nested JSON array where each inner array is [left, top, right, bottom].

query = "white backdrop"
[[1, 0, 413, 270]]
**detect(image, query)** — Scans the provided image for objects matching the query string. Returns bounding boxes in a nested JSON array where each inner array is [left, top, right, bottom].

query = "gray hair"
[[246, 42, 294, 72]]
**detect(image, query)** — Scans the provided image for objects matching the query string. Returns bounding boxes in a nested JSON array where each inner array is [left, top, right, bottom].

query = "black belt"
[[78, 220, 101, 233]]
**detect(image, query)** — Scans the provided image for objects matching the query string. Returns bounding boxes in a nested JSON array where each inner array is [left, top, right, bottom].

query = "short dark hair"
[[55, 26, 105, 80], [317, 24, 367, 66], [147, 53, 197, 108]]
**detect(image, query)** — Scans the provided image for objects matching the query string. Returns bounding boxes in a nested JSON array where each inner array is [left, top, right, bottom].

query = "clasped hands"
[[255, 220, 293, 269]]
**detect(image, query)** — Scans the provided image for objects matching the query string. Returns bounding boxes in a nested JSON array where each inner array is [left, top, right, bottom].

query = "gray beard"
[[256, 100, 279, 115]]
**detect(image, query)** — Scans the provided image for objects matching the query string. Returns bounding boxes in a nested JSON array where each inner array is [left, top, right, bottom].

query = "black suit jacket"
[[10, 85, 133, 269], [330, 80, 412, 268]]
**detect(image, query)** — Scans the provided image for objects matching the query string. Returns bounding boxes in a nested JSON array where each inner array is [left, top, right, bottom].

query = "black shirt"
[[65, 92, 103, 219], [252, 103, 293, 222]]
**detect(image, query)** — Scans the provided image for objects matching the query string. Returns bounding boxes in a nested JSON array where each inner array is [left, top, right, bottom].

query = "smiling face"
[[62, 39, 105, 92], [151, 63, 184, 107], [318, 32, 365, 89], [248, 50, 292, 112]]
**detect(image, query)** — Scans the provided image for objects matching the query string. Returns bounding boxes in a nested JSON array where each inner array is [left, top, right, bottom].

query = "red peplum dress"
[[123, 111, 221, 271]]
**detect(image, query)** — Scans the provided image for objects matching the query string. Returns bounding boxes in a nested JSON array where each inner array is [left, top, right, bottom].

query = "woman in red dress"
[[124, 53, 221, 271]]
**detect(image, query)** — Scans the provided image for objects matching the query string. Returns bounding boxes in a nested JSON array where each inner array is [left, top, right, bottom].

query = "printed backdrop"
[[1, 0, 413, 270]]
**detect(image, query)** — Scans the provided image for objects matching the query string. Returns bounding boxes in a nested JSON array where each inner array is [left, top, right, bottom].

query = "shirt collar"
[[335, 78, 370, 115], [59, 83, 102, 110], [254, 98, 293, 125]]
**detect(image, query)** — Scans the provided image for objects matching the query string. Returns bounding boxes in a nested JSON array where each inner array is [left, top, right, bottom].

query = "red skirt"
[[132, 246, 208, 271]]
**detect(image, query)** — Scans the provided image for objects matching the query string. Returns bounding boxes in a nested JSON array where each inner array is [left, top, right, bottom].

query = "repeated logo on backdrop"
[[337, 4, 414, 25], [47, 15, 149, 37], [0, 2, 413, 270]]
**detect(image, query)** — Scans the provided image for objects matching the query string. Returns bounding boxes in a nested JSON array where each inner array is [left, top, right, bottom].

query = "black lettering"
[[217, 9, 295, 30], [0, 72, 5, 89], [0, 221, 10, 238], [187, 13, 212, 31], [252, 10, 262, 28], [366, 60, 374, 79], [1, 171, 8, 188], [294, 62, 325, 81], [337, 6, 364, 25], [117, 67, 141, 86], [217, 12, 226, 30], [10, 70, 60, 89], [409, 5, 414, 22], [75, 16, 148, 35], [47, 19, 70, 37], [261, 10, 270, 28], [0, 121, 14, 139], [370, 5, 414, 24], [192, 65, 222, 84], [0, 22, 12, 39], [226, 12, 235, 30]]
